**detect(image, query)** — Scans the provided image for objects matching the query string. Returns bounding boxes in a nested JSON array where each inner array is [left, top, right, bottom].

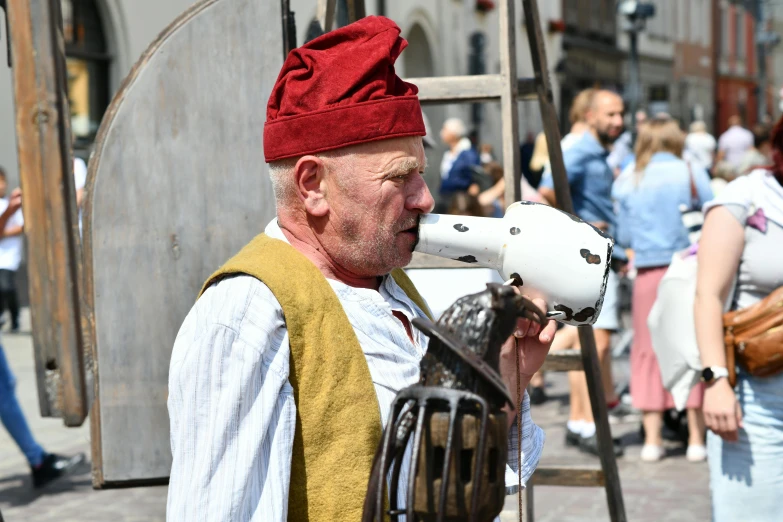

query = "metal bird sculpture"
[[362, 283, 546, 522]]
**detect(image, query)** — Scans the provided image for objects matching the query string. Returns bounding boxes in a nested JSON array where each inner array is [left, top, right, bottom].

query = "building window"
[[62, 0, 111, 151], [735, 7, 746, 58]]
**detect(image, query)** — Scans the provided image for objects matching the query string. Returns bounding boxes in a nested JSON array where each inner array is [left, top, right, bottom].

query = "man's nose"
[[407, 174, 435, 214]]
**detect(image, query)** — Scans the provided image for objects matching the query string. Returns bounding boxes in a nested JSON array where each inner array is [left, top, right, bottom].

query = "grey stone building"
[[0, 0, 567, 194]]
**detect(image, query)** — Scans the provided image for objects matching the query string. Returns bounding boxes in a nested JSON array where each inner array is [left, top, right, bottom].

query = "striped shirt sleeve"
[[167, 276, 294, 522]]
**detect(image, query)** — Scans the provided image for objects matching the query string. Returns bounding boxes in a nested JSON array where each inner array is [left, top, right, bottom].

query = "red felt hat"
[[263, 16, 425, 163]]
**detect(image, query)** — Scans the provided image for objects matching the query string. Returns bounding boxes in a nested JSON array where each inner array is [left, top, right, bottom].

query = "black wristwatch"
[[701, 366, 729, 384]]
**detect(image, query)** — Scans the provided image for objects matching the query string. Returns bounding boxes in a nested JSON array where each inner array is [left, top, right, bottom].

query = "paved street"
[[1, 309, 710, 521]]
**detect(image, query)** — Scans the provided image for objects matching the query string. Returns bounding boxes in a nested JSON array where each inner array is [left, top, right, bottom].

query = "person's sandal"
[[686, 444, 707, 462], [640, 444, 665, 462]]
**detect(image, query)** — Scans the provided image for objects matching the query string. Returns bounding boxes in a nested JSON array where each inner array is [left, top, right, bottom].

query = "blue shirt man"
[[539, 132, 616, 231]]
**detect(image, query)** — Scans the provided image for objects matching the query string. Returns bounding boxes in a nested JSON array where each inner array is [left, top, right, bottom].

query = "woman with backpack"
[[613, 117, 713, 462]]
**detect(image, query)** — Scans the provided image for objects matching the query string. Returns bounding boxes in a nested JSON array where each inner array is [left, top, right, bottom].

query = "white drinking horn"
[[415, 201, 614, 326]]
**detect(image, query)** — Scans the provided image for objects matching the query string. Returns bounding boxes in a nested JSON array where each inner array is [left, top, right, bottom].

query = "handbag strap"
[[687, 161, 699, 209]]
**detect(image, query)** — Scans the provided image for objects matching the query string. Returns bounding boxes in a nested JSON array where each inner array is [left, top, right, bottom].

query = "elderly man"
[[439, 117, 481, 199], [167, 16, 554, 521]]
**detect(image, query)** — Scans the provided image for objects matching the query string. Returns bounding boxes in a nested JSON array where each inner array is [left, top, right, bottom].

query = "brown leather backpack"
[[724, 286, 783, 387]]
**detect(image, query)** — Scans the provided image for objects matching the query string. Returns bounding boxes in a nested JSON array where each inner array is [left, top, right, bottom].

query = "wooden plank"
[[83, 0, 283, 485], [540, 350, 583, 372], [529, 466, 605, 487], [346, 0, 365, 23], [6, 0, 88, 426], [499, 0, 521, 205], [411, 75, 503, 103], [577, 325, 628, 520], [316, 0, 336, 32], [520, 0, 627, 519], [409, 75, 537, 105]]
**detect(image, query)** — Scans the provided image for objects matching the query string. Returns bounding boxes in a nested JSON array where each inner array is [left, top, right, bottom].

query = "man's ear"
[[293, 155, 329, 217]]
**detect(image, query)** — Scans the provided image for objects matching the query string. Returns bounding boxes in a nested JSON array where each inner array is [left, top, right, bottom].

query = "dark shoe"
[[578, 434, 624, 457], [608, 402, 642, 425], [529, 386, 548, 406], [565, 427, 582, 447], [10, 323, 19, 333], [32, 453, 85, 488]]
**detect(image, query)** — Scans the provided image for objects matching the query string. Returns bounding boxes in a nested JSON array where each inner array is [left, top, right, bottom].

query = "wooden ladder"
[[315, 1, 627, 521]]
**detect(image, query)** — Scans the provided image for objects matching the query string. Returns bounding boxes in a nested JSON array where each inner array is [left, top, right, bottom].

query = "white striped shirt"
[[166, 220, 544, 521]]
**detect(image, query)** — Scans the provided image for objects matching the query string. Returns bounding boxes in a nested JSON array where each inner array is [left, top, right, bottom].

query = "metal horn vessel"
[[362, 284, 546, 522]]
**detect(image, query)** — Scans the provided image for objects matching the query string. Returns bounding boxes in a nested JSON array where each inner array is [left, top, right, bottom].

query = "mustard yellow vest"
[[199, 233, 431, 521]]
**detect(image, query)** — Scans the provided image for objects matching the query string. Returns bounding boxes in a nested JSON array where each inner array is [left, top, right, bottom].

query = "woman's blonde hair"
[[529, 132, 550, 171], [634, 117, 685, 174]]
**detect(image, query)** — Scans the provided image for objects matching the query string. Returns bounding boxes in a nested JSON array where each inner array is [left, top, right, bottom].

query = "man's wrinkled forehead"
[[347, 136, 428, 172]]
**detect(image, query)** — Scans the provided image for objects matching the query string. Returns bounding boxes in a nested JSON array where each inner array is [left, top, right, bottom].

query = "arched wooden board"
[[83, 0, 282, 486]]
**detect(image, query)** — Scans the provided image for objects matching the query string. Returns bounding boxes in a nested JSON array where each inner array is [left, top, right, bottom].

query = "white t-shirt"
[[718, 125, 754, 168], [0, 199, 24, 271], [684, 131, 717, 170]]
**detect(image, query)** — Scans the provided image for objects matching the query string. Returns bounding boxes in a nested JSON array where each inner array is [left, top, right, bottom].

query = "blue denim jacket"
[[540, 133, 615, 227], [612, 152, 713, 268]]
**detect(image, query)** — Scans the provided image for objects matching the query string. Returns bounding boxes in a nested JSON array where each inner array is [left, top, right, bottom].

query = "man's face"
[[0, 178, 7, 199], [321, 136, 435, 277], [587, 92, 624, 147]]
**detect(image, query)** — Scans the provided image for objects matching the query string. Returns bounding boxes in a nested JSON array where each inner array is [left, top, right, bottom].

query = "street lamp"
[[617, 0, 655, 143]]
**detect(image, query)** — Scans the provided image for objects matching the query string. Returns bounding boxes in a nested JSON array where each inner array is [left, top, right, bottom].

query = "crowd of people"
[[432, 87, 783, 520]]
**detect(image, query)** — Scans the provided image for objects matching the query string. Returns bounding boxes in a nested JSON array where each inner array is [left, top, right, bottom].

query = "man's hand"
[[498, 296, 556, 426], [703, 377, 743, 442]]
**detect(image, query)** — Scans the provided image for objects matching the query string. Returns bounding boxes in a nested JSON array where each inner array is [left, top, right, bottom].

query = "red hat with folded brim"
[[263, 16, 425, 163]]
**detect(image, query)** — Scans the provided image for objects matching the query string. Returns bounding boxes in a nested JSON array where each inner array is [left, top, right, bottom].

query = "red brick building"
[[714, 0, 772, 134]]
